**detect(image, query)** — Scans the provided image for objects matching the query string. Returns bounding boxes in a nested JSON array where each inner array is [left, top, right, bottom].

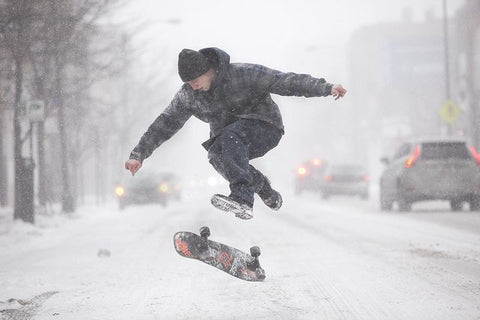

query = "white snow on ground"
[[0, 189, 479, 320]]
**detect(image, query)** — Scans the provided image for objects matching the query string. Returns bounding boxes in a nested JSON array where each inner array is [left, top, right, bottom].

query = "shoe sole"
[[210, 195, 253, 220]]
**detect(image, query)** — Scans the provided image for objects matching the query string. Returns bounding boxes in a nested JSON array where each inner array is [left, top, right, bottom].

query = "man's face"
[[186, 69, 215, 91]]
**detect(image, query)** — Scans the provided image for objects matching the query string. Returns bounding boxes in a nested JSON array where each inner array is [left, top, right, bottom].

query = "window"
[[420, 142, 470, 160], [393, 143, 411, 160]]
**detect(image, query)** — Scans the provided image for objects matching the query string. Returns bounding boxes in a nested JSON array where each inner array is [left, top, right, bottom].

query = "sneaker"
[[210, 194, 253, 220], [258, 177, 282, 210]]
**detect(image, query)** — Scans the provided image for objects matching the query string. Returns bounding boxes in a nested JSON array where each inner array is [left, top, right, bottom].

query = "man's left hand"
[[331, 84, 347, 100]]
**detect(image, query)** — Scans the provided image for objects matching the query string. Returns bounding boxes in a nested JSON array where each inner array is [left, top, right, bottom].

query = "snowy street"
[[1, 191, 479, 320]]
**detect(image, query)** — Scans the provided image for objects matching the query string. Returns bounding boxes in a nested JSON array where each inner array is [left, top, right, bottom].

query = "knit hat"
[[178, 49, 210, 82]]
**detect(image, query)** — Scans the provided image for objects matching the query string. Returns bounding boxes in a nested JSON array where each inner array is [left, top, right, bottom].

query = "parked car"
[[379, 138, 480, 212], [114, 172, 181, 210], [320, 164, 369, 199], [294, 158, 328, 195]]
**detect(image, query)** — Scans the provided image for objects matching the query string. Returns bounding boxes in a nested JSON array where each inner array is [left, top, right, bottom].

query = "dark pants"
[[207, 119, 282, 205]]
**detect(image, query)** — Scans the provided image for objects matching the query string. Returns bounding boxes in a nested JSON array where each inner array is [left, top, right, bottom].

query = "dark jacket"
[[130, 47, 333, 162]]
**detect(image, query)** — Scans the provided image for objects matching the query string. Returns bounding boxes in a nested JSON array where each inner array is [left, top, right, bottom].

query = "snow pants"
[[207, 119, 283, 206]]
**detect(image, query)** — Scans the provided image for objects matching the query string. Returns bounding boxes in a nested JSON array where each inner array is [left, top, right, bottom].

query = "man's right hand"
[[125, 159, 142, 176]]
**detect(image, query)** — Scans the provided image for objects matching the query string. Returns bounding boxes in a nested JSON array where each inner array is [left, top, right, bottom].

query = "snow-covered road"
[[1, 191, 479, 320]]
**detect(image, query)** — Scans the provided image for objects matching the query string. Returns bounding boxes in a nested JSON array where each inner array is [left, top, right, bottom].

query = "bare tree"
[[0, 0, 127, 219], [0, 0, 41, 222]]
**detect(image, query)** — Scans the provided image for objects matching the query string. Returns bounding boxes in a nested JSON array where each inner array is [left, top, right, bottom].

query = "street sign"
[[26, 100, 45, 122], [439, 100, 460, 124]]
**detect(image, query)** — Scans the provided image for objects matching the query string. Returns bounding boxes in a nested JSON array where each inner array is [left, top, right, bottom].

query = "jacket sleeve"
[[249, 64, 333, 97], [129, 89, 192, 162]]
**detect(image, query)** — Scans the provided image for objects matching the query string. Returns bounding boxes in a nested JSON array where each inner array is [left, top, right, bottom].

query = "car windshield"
[[420, 142, 470, 160], [329, 166, 364, 175]]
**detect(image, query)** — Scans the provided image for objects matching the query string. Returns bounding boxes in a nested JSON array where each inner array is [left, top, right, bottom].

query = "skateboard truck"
[[198, 226, 214, 261], [248, 246, 266, 279]]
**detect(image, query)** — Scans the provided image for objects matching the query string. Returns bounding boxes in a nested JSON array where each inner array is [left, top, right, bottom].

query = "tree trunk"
[[55, 62, 74, 213], [13, 56, 34, 223], [37, 121, 48, 206], [0, 109, 7, 207]]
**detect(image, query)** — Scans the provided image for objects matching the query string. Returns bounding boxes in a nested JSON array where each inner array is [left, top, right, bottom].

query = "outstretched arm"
[[125, 89, 192, 175], [248, 64, 346, 99]]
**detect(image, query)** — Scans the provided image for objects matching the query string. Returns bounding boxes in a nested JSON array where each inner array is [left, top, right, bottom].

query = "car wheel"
[[119, 201, 126, 211], [469, 195, 480, 211], [450, 199, 463, 212], [397, 198, 411, 212], [379, 188, 392, 211]]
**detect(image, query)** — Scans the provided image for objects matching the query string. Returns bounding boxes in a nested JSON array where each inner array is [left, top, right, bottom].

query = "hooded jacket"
[[130, 47, 333, 162]]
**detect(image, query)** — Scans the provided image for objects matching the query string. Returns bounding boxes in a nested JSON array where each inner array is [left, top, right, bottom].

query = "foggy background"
[[110, 0, 466, 197], [0, 0, 473, 215]]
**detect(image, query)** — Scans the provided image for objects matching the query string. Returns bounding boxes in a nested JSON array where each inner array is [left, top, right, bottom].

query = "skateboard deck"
[[173, 227, 266, 281]]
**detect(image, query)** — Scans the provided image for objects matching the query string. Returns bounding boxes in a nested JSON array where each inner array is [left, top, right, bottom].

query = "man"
[[125, 47, 346, 220]]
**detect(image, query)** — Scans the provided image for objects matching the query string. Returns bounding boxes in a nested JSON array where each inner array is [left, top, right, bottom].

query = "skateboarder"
[[125, 47, 346, 219]]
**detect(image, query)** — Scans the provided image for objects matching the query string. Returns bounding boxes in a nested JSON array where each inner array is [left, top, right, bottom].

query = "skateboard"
[[173, 226, 266, 281]]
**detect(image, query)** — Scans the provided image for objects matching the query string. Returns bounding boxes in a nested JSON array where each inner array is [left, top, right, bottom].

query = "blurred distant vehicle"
[[320, 165, 369, 200], [114, 172, 181, 210], [294, 158, 327, 195], [379, 138, 480, 212]]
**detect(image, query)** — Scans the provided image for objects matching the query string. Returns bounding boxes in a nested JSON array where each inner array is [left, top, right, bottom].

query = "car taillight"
[[312, 158, 322, 166], [405, 145, 420, 168], [363, 174, 370, 181], [325, 174, 332, 181], [159, 183, 168, 193], [115, 186, 125, 197], [469, 146, 480, 165], [297, 167, 307, 176]]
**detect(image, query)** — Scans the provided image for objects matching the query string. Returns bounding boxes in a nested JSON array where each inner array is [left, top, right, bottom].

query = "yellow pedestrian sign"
[[439, 100, 460, 124]]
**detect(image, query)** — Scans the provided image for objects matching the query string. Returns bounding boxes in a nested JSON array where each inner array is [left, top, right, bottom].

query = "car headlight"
[[297, 167, 307, 176], [159, 183, 169, 193], [115, 186, 125, 197]]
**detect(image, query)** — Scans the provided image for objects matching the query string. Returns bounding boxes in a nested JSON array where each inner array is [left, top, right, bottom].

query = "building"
[[347, 8, 458, 158]]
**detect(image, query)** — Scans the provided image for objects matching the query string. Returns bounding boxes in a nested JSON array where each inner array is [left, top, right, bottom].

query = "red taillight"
[[297, 167, 307, 176], [470, 146, 480, 165], [405, 145, 420, 168], [363, 174, 370, 181], [325, 174, 332, 181], [312, 158, 322, 166]]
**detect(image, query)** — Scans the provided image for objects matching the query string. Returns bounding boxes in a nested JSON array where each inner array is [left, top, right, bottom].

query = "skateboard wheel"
[[256, 268, 266, 280], [250, 246, 261, 257], [200, 226, 210, 238]]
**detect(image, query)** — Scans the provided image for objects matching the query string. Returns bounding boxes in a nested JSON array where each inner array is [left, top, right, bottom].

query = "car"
[[379, 138, 480, 212], [114, 172, 181, 210], [319, 164, 370, 199], [294, 158, 328, 195]]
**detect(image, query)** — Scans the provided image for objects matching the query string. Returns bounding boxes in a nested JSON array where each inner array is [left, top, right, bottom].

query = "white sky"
[[117, 0, 465, 77]]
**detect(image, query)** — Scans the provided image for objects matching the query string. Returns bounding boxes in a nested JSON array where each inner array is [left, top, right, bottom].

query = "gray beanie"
[[178, 49, 209, 82]]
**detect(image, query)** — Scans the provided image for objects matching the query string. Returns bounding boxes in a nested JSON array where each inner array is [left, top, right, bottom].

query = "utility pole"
[[442, 0, 452, 135]]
